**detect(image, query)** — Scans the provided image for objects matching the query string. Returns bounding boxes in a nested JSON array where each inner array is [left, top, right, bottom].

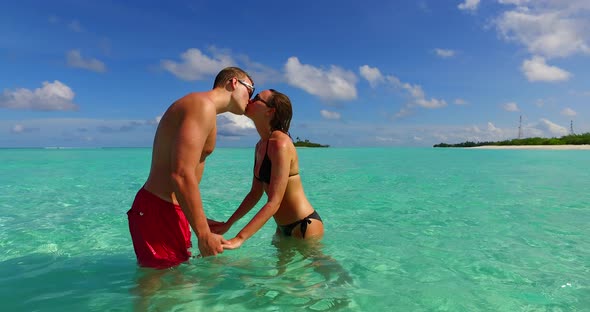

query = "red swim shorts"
[[127, 188, 192, 269]]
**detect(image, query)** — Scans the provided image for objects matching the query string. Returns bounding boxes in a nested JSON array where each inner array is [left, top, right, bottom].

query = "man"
[[127, 67, 255, 269]]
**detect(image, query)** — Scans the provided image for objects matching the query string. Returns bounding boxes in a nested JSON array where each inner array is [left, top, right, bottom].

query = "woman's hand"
[[222, 237, 244, 250]]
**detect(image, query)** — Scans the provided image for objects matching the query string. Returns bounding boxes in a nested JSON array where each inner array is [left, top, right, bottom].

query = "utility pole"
[[518, 115, 522, 139]]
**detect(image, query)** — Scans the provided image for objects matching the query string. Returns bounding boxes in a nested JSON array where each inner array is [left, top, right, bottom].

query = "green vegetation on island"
[[293, 137, 329, 148], [433, 132, 590, 148]]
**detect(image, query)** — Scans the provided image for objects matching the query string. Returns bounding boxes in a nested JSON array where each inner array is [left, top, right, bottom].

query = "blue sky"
[[1, 0, 589, 147]]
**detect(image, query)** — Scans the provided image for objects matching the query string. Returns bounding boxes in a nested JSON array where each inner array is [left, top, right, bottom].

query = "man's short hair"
[[213, 67, 253, 89]]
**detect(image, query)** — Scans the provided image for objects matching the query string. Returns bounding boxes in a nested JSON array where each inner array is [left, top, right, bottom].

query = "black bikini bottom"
[[277, 211, 322, 238]]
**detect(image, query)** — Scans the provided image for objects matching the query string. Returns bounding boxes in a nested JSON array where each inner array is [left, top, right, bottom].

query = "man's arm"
[[170, 105, 225, 257]]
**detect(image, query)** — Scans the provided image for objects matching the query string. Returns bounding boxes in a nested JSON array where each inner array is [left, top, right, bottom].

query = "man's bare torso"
[[143, 93, 216, 204]]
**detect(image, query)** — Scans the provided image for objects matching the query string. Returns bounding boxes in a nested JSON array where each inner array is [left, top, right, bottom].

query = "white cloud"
[[568, 90, 590, 97], [161, 48, 234, 81], [487, 122, 498, 132], [375, 136, 401, 143], [536, 118, 568, 136], [499, 0, 590, 13], [320, 110, 341, 120], [360, 65, 446, 117], [284, 57, 358, 101], [218, 113, 253, 129], [429, 119, 568, 144], [11, 124, 24, 133], [67, 50, 106, 73], [0, 117, 257, 148], [10, 124, 39, 134], [503, 102, 520, 111], [394, 107, 412, 119], [0, 81, 78, 111], [432, 122, 501, 144], [458, 0, 480, 11], [359, 65, 384, 88], [6, 118, 160, 147], [237, 56, 283, 85], [495, 4, 590, 59], [485, 122, 509, 138], [401, 83, 447, 108], [226, 50, 283, 85], [470, 125, 482, 134], [521, 56, 571, 82], [561, 107, 577, 117], [434, 48, 456, 58], [383, 122, 519, 145], [385, 75, 401, 85], [146, 115, 161, 126], [216, 113, 255, 137], [455, 98, 468, 105], [7, 116, 575, 148], [293, 116, 588, 147], [498, 0, 530, 5]]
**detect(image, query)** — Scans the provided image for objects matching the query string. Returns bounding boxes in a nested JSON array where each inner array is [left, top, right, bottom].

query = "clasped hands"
[[201, 219, 243, 255]]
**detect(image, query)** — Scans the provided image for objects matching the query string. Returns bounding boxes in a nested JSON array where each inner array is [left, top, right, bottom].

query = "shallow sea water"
[[1, 147, 589, 311]]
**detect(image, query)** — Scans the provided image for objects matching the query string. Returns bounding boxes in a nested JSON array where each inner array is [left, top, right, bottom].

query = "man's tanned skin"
[[140, 67, 254, 259]]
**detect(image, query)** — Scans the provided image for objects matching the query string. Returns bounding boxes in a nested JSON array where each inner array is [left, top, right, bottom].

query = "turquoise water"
[[1, 147, 589, 311]]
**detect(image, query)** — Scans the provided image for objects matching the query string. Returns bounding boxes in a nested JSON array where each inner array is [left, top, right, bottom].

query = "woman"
[[212, 89, 324, 249]]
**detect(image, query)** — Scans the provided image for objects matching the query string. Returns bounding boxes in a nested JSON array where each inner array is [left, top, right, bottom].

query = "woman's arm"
[[223, 138, 292, 249], [225, 177, 264, 230], [210, 143, 263, 235], [210, 177, 264, 235]]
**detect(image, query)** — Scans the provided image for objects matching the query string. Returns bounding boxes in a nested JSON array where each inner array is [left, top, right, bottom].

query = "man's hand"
[[197, 232, 228, 257], [207, 218, 223, 227], [222, 237, 244, 250], [208, 220, 230, 235]]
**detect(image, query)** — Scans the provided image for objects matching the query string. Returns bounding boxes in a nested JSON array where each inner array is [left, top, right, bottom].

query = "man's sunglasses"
[[237, 79, 254, 98]]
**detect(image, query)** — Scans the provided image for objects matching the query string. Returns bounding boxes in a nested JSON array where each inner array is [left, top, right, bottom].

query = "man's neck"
[[206, 89, 232, 114]]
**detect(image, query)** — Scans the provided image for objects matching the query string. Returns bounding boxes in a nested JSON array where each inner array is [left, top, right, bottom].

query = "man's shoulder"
[[176, 92, 215, 114], [177, 91, 205, 104]]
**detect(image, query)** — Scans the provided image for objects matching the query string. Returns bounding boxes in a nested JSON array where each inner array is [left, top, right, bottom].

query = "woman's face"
[[245, 90, 273, 119]]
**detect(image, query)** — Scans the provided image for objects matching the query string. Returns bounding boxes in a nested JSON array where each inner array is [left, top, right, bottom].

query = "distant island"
[[293, 137, 329, 148], [434, 132, 590, 148]]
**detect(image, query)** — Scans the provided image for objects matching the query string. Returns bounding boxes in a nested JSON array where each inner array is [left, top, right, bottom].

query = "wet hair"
[[267, 89, 292, 134], [212, 67, 253, 89]]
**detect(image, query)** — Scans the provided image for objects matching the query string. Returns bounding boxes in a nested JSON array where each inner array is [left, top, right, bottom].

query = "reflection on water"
[[131, 237, 356, 311]]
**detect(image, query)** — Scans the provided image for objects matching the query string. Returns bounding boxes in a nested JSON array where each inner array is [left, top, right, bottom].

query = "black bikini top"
[[254, 140, 298, 184]]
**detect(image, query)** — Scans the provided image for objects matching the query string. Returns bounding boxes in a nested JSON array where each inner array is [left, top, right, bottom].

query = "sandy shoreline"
[[468, 145, 590, 150]]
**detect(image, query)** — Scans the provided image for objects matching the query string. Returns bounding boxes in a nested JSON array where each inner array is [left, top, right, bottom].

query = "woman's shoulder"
[[269, 131, 295, 152], [270, 131, 293, 144]]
